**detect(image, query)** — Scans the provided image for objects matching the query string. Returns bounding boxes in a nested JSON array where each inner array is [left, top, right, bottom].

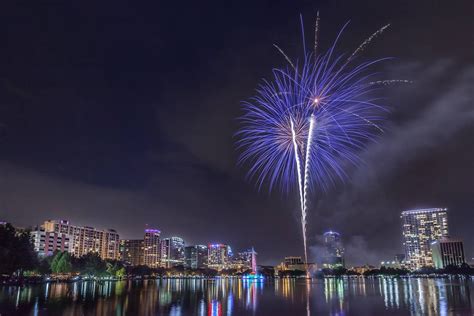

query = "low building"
[[348, 265, 376, 275], [276, 256, 306, 272], [275, 256, 317, 276], [380, 255, 407, 269], [431, 237, 465, 269]]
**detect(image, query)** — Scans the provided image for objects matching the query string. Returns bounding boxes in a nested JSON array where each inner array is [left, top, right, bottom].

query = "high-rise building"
[[144, 228, 161, 268], [42, 220, 120, 260], [31, 228, 73, 257], [322, 231, 344, 269], [120, 239, 144, 266], [207, 243, 229, 270], [184, 245, 208, 269], [401, 208, 449, 269], [431, 237, 465, 269], [231, 248, 257, 273], [161, 237, 185, 268]]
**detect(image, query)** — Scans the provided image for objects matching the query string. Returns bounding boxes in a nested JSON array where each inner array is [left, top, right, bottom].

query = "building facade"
[[42, 220, 120, 260], [401, 208, 449, 269], [31, 228, 73, 257], [431, 237, 465, 269], [143, 228, 161, 268], [120, 239, 144, 266], [184, 245, 208, 269], [322, 231, 344, 269]]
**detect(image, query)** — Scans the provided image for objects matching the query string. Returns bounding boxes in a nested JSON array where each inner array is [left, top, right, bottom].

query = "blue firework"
[[237, 21, 390, 194]]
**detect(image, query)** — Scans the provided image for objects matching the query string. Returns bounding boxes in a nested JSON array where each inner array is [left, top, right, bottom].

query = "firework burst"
[[237, 16, 398, 271]]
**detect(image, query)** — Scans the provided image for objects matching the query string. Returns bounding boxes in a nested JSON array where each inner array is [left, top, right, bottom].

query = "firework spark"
[[237, 16, 393, 273]]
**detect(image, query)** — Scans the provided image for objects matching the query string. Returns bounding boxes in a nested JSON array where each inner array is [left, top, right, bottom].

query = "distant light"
[[314, 98, 319, 104], [145, 229, 160, 233]]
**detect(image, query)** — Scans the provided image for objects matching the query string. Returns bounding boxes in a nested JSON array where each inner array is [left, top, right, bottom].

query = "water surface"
[[1, 277, 473, 315]]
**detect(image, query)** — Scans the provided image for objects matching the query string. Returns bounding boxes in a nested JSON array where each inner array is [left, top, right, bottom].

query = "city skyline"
[[0, 1, 473, 266], [4, 205, 470, 268]]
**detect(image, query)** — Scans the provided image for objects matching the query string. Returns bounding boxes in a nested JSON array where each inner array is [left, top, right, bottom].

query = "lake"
[[1, 277, 473, 315]]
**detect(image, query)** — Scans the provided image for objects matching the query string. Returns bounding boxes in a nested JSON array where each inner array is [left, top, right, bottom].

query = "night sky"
[[0, 1, 473, 266]]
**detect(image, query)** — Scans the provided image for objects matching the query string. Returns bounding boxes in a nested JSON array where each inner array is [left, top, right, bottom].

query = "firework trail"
[[273, 44, 296, 70], [290, 118, 304, 214], [369, 79, 413, 85], [301, 115, 315, 268], [237, 15, 394, 274], [314, 11, 320, 57], [348, 24, 390, 61]]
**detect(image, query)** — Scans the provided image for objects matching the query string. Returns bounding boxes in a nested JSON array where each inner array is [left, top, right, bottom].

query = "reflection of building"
[[161, 237, 185, 268], [144, 228, 161, 268], [120, 239, 144, 266], [31, 228, 73, 257], [184, 245, 208, 269], [322, 231, 344, 269], [401, 208, 449, 269], [431, 237, 465, 268], [42, 220, 120, 260], [207, 244, 229, 270]]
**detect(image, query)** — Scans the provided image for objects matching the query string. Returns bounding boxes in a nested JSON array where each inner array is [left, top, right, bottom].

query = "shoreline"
[[2, 274, 473, 287]]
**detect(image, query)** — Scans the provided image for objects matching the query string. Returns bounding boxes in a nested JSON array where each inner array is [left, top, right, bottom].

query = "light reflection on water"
[[0, 277, 473, 315]]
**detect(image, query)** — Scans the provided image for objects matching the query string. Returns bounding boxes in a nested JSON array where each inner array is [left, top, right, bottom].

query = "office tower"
[[120, 239, 144, 266], [431, 237, 465, 269], [31, 228, 73, 257], [184, 245, 208, 269], [322, 231, 344, 269], [42, 220, 120, 260], [144, 228, 161, 268], [207, 243, 229, 270], [161, 236, 185, 268], [401, 208, 449, 269]]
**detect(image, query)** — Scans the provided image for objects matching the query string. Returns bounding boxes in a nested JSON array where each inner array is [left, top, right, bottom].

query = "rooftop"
[[401, 208, 447, 215]]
